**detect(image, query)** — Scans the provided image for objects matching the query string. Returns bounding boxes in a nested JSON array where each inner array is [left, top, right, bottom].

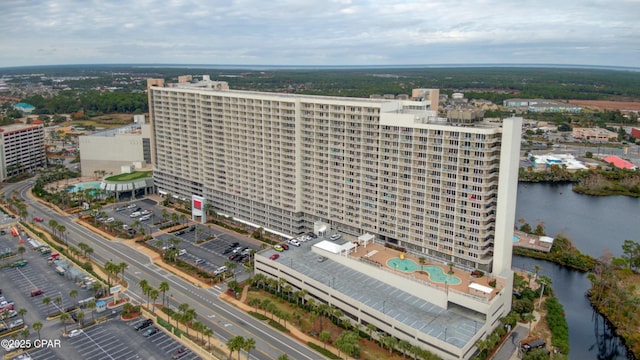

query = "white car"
[[178, 249, 187, 256], [140, 209, 151, 215], [105, 217, 115, 223], [139, 214, 151, 221], [126, 203, 137, 209], [68, 329, 83, 338], [330, 234, 342, 241], [9, 318, 24, 329], [129, 211, 141, 218], [288, 239, 301, 247]]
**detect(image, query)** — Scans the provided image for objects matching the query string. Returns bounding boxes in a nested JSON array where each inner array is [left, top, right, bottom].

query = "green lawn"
[[104, 171, 152, 181]]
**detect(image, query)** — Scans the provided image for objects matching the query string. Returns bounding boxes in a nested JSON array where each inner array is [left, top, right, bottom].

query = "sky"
[[1, 0, 639, 68]]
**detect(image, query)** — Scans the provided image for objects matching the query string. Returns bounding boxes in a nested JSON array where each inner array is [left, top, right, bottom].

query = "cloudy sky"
[[1, 0, 639, 68]]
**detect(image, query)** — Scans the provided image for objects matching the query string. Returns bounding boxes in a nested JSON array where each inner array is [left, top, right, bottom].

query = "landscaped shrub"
[[307, 342, 341, 359], [545, 296, 569, 354]]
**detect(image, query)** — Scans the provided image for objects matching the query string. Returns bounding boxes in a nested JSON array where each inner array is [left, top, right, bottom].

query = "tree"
[[159, 281, 170, 307], [17, 308, 27, 323], [60, 312, 70, 334], [203, 327, 213, 349], [242, 337, 256, 359], [523, 312, 536, 335], [32, 321, 43, 340], [319, 330, 331, 349], [76, 311, 85, 326], [17, 246, 25, 260], [69, 289, 78, 304], [87, 300, 97, 322], [149, 288, 159, 312], [226, 335, 244, 360], [277, 355, 290, 360], [118, 262, 128, 282], [42, 297, 51, 317]]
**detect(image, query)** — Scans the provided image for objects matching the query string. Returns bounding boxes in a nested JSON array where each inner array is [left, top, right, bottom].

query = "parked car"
[[288, 239, 301, 247], [30, 289, 44, 297], [280, 243, 289, 250], [33, 217, 44, 222], [194, 258, 204, 265], [330, 234, 342, 241], [269, 253, 280, 260], [172, 347, 189, 359], [139, 214, 151, 221], [140, 209, 151, 215], [273, 245, 284, 252], [134, 319, 153, 331], [9, 319, 23, 329], [68, 329, 83, 338], [143, 327, 159, 337], [317, 256, 328, 263], [129, 211, 141, 218], [178, 249, 187, 256], [105, 217, 115, 223]]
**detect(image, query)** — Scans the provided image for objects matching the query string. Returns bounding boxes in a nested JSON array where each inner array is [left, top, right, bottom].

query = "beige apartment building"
[[148, 76, 521, 273], [0, 122, 46, 181]]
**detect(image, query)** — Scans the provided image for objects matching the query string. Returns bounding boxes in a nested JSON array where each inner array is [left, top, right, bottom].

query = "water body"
[[515, 183, 639, 257], [515, 183, 637, 359], [513, 256, 630, 360]]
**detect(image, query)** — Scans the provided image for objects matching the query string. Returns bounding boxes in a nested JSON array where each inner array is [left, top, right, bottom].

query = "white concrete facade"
[[79, 124, 151, 177]]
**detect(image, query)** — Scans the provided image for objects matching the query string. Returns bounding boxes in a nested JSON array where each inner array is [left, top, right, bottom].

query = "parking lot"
[[95, 197, 259, 280], [22, 318, 200, 360]]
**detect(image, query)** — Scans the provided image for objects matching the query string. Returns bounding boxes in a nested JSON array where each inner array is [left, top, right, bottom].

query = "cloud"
[[0, 0, 638, 67]]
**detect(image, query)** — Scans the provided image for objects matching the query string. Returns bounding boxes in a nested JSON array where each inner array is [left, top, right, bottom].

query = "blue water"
[[386, 258, 462, 285], [513, 235, 520, 243], [67, 181, 101, 193]]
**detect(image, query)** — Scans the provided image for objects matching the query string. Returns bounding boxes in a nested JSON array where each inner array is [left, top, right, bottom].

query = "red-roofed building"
[[631, 128, 640, 141], [603, 155, 637, 170]]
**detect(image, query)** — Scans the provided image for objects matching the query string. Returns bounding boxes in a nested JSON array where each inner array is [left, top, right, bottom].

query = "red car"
[[269, 253, 280, 260], [33, 217, 44, 222], [280, 243, 289, 250]]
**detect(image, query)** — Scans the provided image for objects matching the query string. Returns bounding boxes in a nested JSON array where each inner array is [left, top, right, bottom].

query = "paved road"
[[7, 180, 323, 360], [492, 325, 527, 360]]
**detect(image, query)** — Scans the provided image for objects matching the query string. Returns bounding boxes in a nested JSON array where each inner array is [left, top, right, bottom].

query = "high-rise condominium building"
[[148, 76, 521, 274], [0, 122, 46, 181]]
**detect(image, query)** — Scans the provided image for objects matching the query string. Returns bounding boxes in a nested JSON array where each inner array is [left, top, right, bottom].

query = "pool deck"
[[349, 242, 503, 300], [45, 176, 101, 192], [512, 230, 553, 253]]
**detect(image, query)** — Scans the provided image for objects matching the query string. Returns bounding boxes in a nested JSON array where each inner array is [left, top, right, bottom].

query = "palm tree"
[[57, 224, 67, 245], [59, 312, 70, 334], [20, 328, 29, 340], [242, 337, 256, 359], [226, 335, 244, 360], [398, 340, 411, 358], [366, 323, 376, 340], [149, 288, 159, 312], [118, 262, 128, 282], [159, 281, 170, 307], [203, 327, 213, 349], [32, 321, 43, 340], [76, 311, 85, 326], [69, 289, 78, 304], [17, 308, 27, 323], [53, 296, 62, 312], [87, 300, 96, 322]]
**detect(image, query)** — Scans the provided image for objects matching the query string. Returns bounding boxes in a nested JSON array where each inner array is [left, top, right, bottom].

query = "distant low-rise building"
[[0, 122, 46, 181], [572, 127, 618, 142], [602, 155, 637, 170], [503, 99, 582, 113], [630, 127, 640, 141]]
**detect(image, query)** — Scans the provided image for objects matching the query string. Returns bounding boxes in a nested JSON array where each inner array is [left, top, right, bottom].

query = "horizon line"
[[1, 63, 639, 72]]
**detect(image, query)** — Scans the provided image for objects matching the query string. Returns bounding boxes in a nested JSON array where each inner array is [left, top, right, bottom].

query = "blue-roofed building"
[[13, 102, 35, 114]]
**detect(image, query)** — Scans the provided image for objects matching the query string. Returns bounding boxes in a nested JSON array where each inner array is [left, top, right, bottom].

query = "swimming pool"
[[386, 258, 462, 285], [66, 181, 102, 193], [513, 235, 520, 243]]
